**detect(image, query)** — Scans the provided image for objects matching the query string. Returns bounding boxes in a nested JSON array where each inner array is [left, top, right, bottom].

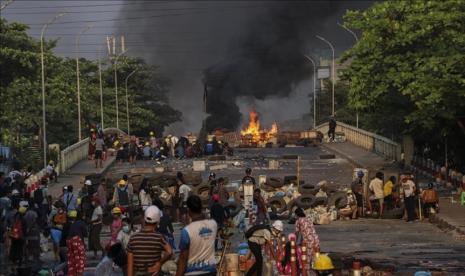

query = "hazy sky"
[[2, 1, 369, 134]]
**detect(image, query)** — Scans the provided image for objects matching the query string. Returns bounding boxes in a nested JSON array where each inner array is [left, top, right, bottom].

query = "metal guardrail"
[[316, 121, 401, 161], [59, 128, 126, 173]]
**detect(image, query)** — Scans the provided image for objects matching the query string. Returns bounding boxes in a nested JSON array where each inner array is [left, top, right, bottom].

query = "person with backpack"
[[33, 178, 49, 225], [8, 206, 25, 271], [112, 177, 133, 216], [50, 202, 67, 262], [89, 197, 104, 259], [24, 205, 41, 263], [63, 185, 78, 212], [244, 220, 283, 276]]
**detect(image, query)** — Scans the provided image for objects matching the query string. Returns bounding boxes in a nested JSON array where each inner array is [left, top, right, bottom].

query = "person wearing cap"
[[110, 207, 123, 246], [245, 220, 282, 276], [339, 189, 358, 219], [63, 185, 78, 212], [176, 195, 218, 276], [65, 210, 88, 276], [295, 207, 320, 263], [89, 197, 104, 259], [127, 205, 172, 275]]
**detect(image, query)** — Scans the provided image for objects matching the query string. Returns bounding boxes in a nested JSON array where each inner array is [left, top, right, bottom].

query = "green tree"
[[340, 0, 465, 168], [1, 18, 181, 168]]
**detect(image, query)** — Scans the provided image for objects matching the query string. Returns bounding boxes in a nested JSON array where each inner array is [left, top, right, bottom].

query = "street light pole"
[[316, 35, 335, 117], [113, 49, 127, 130], [40, 12, 66, 168], [98, 45, 105, 129], [76, 25, 92, 141], [304, 55, 317, 129], [125, 69, 138, 135], [337, 22, 360, 127]]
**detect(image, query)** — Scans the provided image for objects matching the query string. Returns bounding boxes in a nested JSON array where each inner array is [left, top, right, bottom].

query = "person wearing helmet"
[[245, 220, 283, 276], [143, 141, 151, 160], [242, 168, 257, 190], [110, 207, 123, 246], [62, 185, 78, 212], [112, 176, 134, 215], [127, 205, 172, 275], [313, 254, 335, 275], [295, 207, 320, 263], [176, 195, 218, 276], [351, 170, 365, 217], [65, 209, 88, 276]]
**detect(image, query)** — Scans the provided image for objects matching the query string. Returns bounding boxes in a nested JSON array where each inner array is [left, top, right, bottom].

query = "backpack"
[[34, 188, 44, 205], [244, 224, 270, 239], [9, 216, 23, 240], [54, 212, 67, 225]]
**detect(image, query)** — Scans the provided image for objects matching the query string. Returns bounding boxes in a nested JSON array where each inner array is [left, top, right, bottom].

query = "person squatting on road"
[[245, 220, 282, 276]]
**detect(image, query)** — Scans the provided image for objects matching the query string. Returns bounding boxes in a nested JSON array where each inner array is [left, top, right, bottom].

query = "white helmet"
[[144, 205, 161, 224], [272, 220, 284, 232], [85, 180, 92, 186]]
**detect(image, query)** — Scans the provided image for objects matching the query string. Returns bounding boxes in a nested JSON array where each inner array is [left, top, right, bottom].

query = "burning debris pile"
[[240, 111, 278, 147]]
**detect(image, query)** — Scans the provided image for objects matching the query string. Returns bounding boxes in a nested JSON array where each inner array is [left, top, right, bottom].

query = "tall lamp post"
[[40, 12, 66, 168], [76, 25, 92, 141], [304, 55, 317, 129], [125, 69, 138, 135], [337, 22, 360, 128], [316, 35, 335, 117], [113, 49, 127, 130], [98, 45, 105, 129]]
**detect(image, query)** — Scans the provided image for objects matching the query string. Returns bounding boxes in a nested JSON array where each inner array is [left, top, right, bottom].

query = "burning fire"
[[241, 111, 278, 144]]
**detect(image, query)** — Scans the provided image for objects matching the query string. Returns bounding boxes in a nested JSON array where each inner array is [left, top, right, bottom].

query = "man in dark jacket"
[[210, 194, 226, 251]]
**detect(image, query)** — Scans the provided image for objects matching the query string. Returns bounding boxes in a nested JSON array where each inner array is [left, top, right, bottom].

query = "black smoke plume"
[[203, 1, 371, 132]]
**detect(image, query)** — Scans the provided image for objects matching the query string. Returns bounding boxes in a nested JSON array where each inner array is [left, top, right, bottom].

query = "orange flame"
[[241, 111, 278, 144]]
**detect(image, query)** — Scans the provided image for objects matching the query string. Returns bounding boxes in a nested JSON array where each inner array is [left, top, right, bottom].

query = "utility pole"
[[125, 69, 138, 135], [76, 25, 92, 141], [98, 45, 105, 129], [304, 55, 317, 129], [40, 12, 66, 168], [337, 22, 360, 127], [316, 35, 335, 117], [107, 35, 127, 129]]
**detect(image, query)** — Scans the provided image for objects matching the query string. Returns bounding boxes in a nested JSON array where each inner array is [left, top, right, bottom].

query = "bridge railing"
[[316, 121, 401, 161], [59, 128, 126, 173]]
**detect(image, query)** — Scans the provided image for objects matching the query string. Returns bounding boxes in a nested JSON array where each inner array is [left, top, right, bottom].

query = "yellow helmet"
[[313, 254, 335, 271], [112, 207, 122, 214], [19, 206, 27, 214], [68, 210, 78, 218], [118, 180, 127, 187], [150, 131, 154, 136], [145, 142, 150, 146]]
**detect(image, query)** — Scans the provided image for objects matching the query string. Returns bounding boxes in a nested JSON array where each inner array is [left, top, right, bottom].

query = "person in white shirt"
[[139, 179, 152, 211], [368, 172, 385, 216], [176, 195, 217, 276], [179, 182, 192, 225], [402, 176, 417, 222]]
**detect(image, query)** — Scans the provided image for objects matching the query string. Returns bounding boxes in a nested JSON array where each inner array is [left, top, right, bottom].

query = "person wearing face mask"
[[89, 197, 104, 259], [117, 217, 133, 250]]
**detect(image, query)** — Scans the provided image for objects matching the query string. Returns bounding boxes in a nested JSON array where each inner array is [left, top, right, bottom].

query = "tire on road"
[[224, 201, 242, 218], [267, 196, 287, 214], [266, 177, 284, 188], [381, 204, 405, 219], [298, 183, 316, 195], [195, 184, 210, 203], [328, 192, 348, 209], [295, 195, 316, 210]]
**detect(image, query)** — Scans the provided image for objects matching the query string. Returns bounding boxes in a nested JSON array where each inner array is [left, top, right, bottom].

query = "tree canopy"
[[0, 18, 180, 168], [340, 0, 465, 168]]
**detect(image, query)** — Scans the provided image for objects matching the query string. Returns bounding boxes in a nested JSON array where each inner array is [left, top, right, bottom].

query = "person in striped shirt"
[[127, 205, 172, 275]]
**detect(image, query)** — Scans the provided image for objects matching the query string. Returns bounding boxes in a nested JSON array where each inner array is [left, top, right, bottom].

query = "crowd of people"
[[90, 130, 234, 166]]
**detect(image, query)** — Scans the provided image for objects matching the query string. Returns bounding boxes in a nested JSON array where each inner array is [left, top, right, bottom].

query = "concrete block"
[[193, 160, 206, 171], [209, 164, 228, 171], [130, 168, 153, 174]]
